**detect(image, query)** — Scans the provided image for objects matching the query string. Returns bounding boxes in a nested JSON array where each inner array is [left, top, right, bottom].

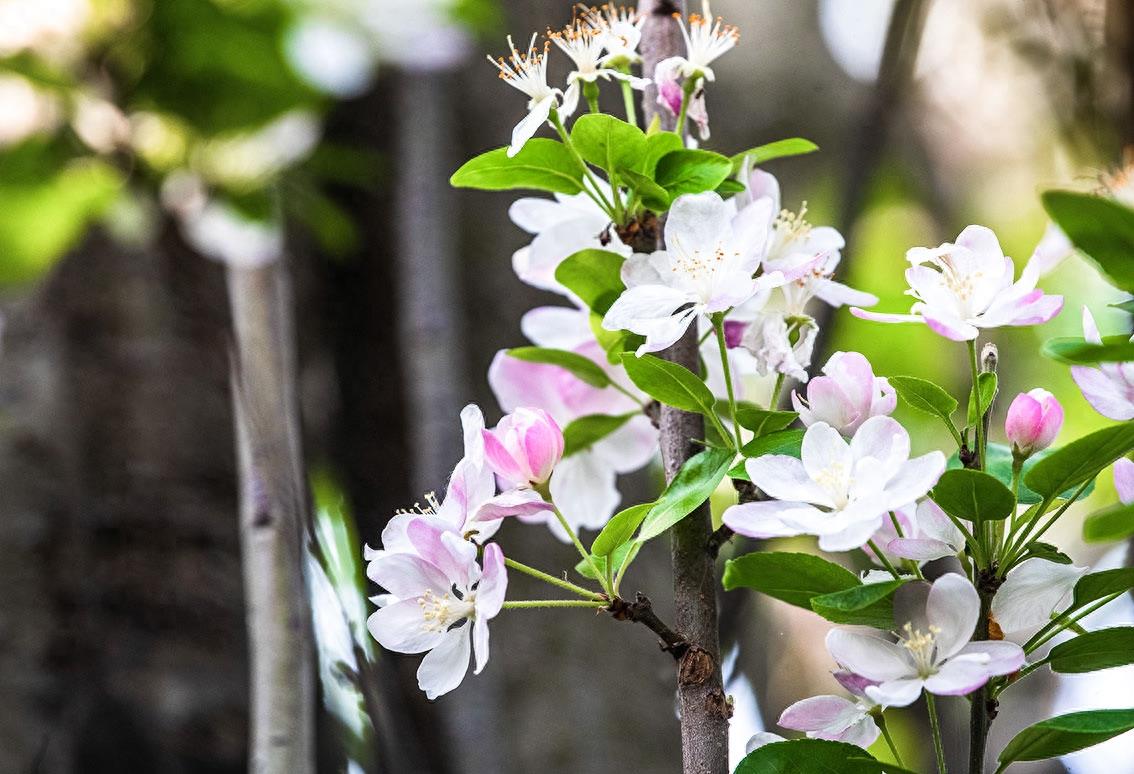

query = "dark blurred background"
[[2, 0, 1134, 772]]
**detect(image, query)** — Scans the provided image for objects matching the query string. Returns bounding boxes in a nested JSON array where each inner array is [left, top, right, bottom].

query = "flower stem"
[[551, 507, 610, 595], [876, 713, 904, 767], [713, 315, 744, 452], [618, 75, 638, 126], [675, 76, 698, 139], [967, 340, 986, 471], [868, 540, 903, 580], [925, 693, 948, 774], [583, 80, 601, 113], [503, 599, 607, 610], [769, 372, 786, 411], [503, 556, 605, 601]]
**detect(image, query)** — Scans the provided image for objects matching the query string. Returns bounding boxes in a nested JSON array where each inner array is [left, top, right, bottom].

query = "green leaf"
[[555, 249, 626, 314], [1071, 568, 1134, 610], [1084, 502, 1134, 543], [636, 447, 734, 542], [641, 131, 683, 174], [562, 413, 636, 457], [505, 347, 610, 388], [591, 503, 654, 557], [1043, 190, 1134, 292], [736, 739, 902, 774], [930, 469, 1015, 523], [1079, 503, 1134, 543], [570, 113, 647, 175], [734, 406, 798, 436], [998, 708, 1134, 765], [620, 168, 670, 211], [1042, 335, 1134, 365], [620, 353, 715, 415], [589, 311, 641, 363], [730, 429, 806, 479], [810, 580, 907, 629], [722, 551, 859, 608], [1050, 627, 1134, 673], [1018, 541, 1074, 565], [654, 149, 733, 197], [889, 375, 959, 437], [729, 137, 820, 174], [715, 178, 747, 197], [450, 139, 584, 194], [1112, 299, 1134, 314], [576, 540, 640, 581], [1025, 422, 1134, 500], [966, 372, 998, 427], [947, 443, 1092, 505]]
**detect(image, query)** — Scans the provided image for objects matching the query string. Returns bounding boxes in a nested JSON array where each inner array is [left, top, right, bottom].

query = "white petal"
[[745, 454, 832, 506], [549, 451, 622, 534], [508, 96, 553, 157], [367, 599, 442, 654], [825, 629, 913, 682], [416, 625, 472, 699], [926, 573, 980, 660], [864, 678, 924, 708], [991, 558, 1088, 634]]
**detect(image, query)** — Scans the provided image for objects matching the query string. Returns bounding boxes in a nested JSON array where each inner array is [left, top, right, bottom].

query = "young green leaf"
[[588, 311, 641, 363], [1042, 335, 1134, 365], [722, 551, 860, 607], [620, 353, 716, 415], [570, 113, 647, 175], [506, 346, 610, 388], [947, 443, 1092, 505], [562, 413, 637, 457], [636, 447, 734, 542], [641, 131, 683, 174], [737, 739, 911, 774], [729, 429, 805, 479], [555, 248, 626, 314], [810, 580, 907, 629], [930, 469, 1015, 523], [575, 540, 640, 581], [450, 139, 584, 194], [997, 708, 1134, 766], [1084, 502, 1134, 543], [620, 168, 670, 211], [966, 371, 997, 427], [1049, 627, 1134, 673], [733, 406, 798, 436], [1070, 568, 1134, 610], [654, 149, 732, 197], [591, 503, 654, 557], [889, 375, 960, 439], [729, 137, 820, 174], [1024, 422, 1134, 500], [1042, 190, 1134, 292]]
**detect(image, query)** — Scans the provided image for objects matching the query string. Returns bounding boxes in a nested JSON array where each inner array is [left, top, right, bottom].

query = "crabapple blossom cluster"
[[365, 4, 1134, 771]]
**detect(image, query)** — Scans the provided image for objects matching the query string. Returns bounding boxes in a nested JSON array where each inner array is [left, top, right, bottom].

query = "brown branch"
[[608, 593, 689, 659]]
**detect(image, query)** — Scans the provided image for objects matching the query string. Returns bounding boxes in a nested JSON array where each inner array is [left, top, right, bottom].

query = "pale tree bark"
[[638, 3, 730, 772], [227, 261, 316, 774]]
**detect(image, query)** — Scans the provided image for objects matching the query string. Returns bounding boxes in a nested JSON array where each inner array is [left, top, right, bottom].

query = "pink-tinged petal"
[[1082, 305, 1103, 345], [367, 552, 450, 599], [850, 415, 909, 469], [923, 657, 992, 697], [1002, 293, 1063, 327], [922, 308, 980, 341], [474, 488, 553, 522], [476, 543, 507, 620], [481, 427, 526, 485], [778, 695, 858, 734], [518, 408, 563, 483], [1115, 458, 1134, 505], [882, 452, 946, 510], [746, 453, 833, 506], [825, 629, 913, 683], [376, 512, 416, 555], [653, 56, 684, 115], [520, 305, 594, 349], [850, 307, 925, 325], [817, 514, 887, 552], [832, 670, 880, 699], [864, 678, 924, 708], [591, 415, 657, 474], [954, 641, 1025, 676], [407, 522, 479, 588], [887, 537, 956, 562], [723, 319, 747, 348], [955, 224, 1004, 260], [1026, 223, 1072, 277], [796, 377, 857, 432], [1071, 365, 1134, 421], [1004, 392, 1043, 452], [549, 451, 620, 535], [837, 716, 881, 749], [416, 625, 471, 699], [367, 599, 444, 654], [472, 616, 490, 675], [745, 732, 787, 754], [926, 573, 980, 660], [917, 499, 965, 548], [991, 558, 1086, 633], [721, 500, 817, 540]]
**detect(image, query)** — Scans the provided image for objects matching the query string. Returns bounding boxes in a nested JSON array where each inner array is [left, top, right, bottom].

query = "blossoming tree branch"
[[363, 3, 1134, 772]]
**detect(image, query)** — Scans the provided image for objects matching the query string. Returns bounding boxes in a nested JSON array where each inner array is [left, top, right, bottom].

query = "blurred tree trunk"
[[0, 226, 248, 773]]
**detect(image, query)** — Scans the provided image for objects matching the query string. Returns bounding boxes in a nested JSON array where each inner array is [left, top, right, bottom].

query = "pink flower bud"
[[1004, 388, 1063, 456], [482, 407, 563, 487]]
